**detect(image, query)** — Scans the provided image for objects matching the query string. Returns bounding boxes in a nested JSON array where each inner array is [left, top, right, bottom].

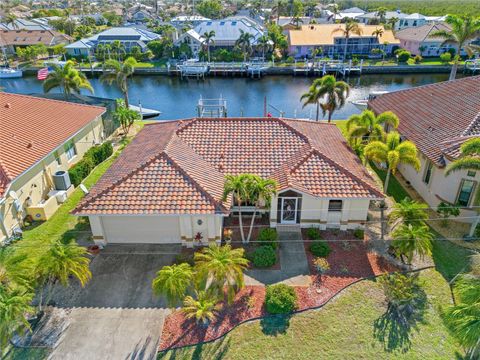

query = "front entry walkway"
[[245, 229, 311, 286]]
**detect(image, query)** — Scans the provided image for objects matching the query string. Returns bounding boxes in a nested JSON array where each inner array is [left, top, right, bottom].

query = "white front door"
[[280, 197, 298, 224]]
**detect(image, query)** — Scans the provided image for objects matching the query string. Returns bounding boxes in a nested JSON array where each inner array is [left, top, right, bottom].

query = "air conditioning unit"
[[53, 171, 72, 190]]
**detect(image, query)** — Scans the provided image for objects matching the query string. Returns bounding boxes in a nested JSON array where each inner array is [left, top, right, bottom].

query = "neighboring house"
[[170, 15, 211, 28], [277, 16, 313, 34], [356, 11, 432, 31], [0, 93, 106, 243], [287, 24, 399, 58], [0, 18, 52, 31], [175, 17, 266, 56], [369, 76, 480, 223], [395, 23, 469, 56], [324, 7, 365, 22], [0, 29, 71, 55], [65, 27, 161, 57], [73, 117, 383, 246]]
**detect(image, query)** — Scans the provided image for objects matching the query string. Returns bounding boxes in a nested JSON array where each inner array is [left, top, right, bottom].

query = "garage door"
[[101, 216, 181, 244]]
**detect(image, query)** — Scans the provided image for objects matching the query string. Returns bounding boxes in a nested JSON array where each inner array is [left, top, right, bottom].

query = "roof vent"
[[218, 164, 224, 171], [26, 142, 33, 149], [5, 103, 11, 108]]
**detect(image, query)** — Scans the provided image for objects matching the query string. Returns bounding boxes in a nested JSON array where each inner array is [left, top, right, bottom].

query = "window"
[[54, 151, 62, 166], [65, 141, 77, 161], [423, 160, 434, 184], [328, 200, 343, 212], [456, 179, 476, 207], [467, 170, 476, 177]]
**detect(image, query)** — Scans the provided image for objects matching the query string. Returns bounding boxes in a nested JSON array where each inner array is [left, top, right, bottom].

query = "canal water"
[[1, 73, 452, 120]]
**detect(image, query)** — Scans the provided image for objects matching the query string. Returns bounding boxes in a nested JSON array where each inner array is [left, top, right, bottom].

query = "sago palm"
[[391, 223, 433, 264], [0, 287, 33, 349], [389, 198, 429, 229], [100, 56, 137, 107], [182, 290, 218, 325], [194, 244, 249, 304], [345, 110, 399, 146], [301, 75, 350, 122], [431, 15, 480, 80], [364, 131, 420, 194], [332, 20, 363, 60], [446, 138, 480, 175], [43, 60, 93, 99], [152, 263, 193, 307]]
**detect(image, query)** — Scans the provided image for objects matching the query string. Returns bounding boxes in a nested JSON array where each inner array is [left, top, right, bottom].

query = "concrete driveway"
[[44, 244, 181, 360]]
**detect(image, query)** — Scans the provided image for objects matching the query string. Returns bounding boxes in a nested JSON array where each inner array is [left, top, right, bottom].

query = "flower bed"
[[159, 230, 398, 351]]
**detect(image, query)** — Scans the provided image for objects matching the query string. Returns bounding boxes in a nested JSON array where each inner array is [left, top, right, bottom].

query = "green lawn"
[[158, 269, 462, 360]]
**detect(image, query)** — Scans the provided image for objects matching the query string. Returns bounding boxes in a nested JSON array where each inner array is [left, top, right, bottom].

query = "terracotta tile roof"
[[368, 76, 480, 166], [0, 93, 105, 197], [395, 23, 451, 43], [74, 118, 382, 216], [0, 29, 71, 46]]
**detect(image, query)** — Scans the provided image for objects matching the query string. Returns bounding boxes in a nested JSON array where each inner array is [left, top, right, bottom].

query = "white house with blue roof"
[[65, 27, 161, 57]]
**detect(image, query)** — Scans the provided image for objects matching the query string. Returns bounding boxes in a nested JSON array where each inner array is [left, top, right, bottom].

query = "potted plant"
[[87, 244, 100, 255], [223, 228, 233, 245], [195, 232, 203, 245]]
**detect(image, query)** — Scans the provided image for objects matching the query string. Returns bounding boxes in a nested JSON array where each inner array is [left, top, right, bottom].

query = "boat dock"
[[294, 59, 364, 77], [465, 59, 480, 74]]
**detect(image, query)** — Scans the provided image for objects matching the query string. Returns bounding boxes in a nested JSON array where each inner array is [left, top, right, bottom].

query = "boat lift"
[[197, 96, 227, 117]]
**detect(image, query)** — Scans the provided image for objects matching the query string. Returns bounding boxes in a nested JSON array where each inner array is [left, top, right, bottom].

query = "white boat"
[[351, 91, 389, 111], [0, 67, 22, 78], [129, 103, 161, 119]]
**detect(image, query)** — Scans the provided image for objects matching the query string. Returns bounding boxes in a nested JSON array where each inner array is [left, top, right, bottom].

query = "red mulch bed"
[[159, 230, 398, 351]]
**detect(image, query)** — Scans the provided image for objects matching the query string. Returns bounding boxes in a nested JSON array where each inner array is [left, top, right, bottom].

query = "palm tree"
[[364, 131, 421, 194], [202, 30, 215, 62], [372, 27, 384, 41], [327, 4, 341, 22], [272, 0, 286, 22], [446, 138, 480, 236], [375, 7, 387, 23], [182, 290, 218, 325], [4, 13, 18, 29], [257, 35, 271, 60], [194, 244, 249, 303], [301, 75, 350, 123], [386, 17, 399, 32], [36, 240, 92, 310], [389, 198, 429, 229], [0, 249, 31, 290], [100, 57, 137, 108], [391, 223, 433, 264], [292, 15, 303, 29], [0, 287, 33, 350], [235, 30, 254, 62], [223, 174, 250, 242], [113, 99, 141, 135], [332, 20, 363, 60], [152, 263, 193, 307], [345, 110, 399, 146], [43, 61, 94, 99], [431, 15, 480, 81]]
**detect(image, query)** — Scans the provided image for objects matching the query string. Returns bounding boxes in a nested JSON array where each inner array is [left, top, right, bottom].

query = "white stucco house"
[[73, 118, 383, 246], [369, 76, 480, 230]]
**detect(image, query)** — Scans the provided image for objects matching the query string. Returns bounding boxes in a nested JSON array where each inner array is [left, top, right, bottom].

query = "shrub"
[[68, 142, 113, 187], [310, 241, 331, 257], [313, 257, 330, 274], [257, 228, 278, 249], [353, 228, 364, 239], [397, 50, 411, 63], [437, 201, 460, 226], [252, 246, 276, 268], [286, 56, 294, 63], [265, 284, 297, 314], [414, 55, 422, 64], [174, 252, 195, 266], [306, 227, 322, 240], [440, 52, 452, 63], [378, 272, 424, 312]]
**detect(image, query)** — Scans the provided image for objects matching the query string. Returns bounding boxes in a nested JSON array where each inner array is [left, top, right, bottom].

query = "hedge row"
[[68, 142, 113, 186]]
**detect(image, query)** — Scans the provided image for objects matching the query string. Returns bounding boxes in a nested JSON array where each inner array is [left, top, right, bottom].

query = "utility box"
[[53, 171, 72, 190]]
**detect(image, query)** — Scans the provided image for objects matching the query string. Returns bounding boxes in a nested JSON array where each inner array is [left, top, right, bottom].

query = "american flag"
[[37, 67, 49, 80]]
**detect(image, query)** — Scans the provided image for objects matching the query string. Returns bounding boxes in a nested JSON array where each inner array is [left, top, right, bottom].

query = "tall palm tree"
[[372, 27, 384, 41], [194, 244, 249, 304], [0, 249, 31, 290], [223, 174, 250, 242], [182, 290, 218, 325], [292, 15, 303, 29], [202, 30, 215, 62], [391, 223, 433, 264], [301, 75, 350, 123], [152, 263, 193, 307], [43, 61, 94, 99], [36, 240, 92, 310], [364, 131, 421, 194], [100, 56, 137, 108], [389, 198, 429, 229], [235, 30, 254, 62], [375, 7, 387, 23], [257, 35, 271, 60], [387, 17, 399, 32], [4, 13, 18, 29], [244, 176, 277, 242], [345, 110, 399, 146], [272, 0, 286, 22], [0, 287, 33, 350], [332, 20, 363, 60], [113, 99, 141, 135], [431, 15, 480, 81], [327, 3, 340, 22]]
